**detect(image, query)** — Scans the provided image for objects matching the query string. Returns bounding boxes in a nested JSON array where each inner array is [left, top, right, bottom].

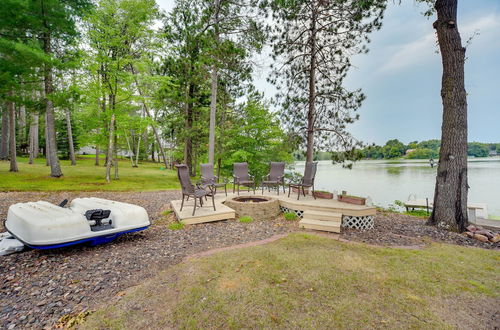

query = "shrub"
[[239, 216, 253, 223], [284, 212, 297, 221], [168, 222, 185, 230]]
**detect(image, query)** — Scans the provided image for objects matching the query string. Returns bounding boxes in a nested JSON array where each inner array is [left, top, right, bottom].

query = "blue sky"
[[157, 0, 500, 145]]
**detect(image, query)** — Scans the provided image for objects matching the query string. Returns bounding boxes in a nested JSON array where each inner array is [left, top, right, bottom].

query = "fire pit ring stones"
[[224, 196, 280, 221]]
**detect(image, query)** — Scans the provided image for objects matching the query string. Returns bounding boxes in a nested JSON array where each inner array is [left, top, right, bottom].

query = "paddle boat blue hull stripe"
[[25, 226, 149, 250]]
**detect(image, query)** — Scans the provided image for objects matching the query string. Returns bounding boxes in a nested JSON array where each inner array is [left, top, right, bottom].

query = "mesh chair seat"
[[200, 163, 227, 196], [194, 189, 210, 198], [287, 162, 318, 200], [238, 180, 254, 184], [233, 162, 255, 195], [261, 162, 286, 195], [176, 164, 216, 216]]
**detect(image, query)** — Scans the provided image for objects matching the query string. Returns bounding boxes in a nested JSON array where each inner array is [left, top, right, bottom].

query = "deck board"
[[171, 191, 376, 224], [171, 199, 236, 225]]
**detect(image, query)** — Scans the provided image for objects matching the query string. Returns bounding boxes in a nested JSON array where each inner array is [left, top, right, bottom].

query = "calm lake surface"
[[293, 158, 500, 216]]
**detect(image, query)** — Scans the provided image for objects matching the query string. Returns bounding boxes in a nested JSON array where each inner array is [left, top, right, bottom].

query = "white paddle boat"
[[4, 197, 150, 249]]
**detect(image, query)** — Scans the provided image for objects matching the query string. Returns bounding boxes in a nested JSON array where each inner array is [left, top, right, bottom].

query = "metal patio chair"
[[288, 162, 318, 200], [233, 162, 255, 195], [176, 164, 215, 216], [261, 162, 286, 195], [200, 163, 227, 196]]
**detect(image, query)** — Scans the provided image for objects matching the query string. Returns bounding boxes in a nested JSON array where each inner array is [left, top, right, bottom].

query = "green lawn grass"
[[0, 156, 179, 191], [82, 234, 500, 329]]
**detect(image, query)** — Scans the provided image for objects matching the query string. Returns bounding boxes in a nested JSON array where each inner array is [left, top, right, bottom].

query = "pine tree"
[[267, 0, 385, 162]]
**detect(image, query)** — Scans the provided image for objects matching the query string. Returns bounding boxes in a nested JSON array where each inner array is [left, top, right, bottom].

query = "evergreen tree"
[[266, 0, 385, 162]]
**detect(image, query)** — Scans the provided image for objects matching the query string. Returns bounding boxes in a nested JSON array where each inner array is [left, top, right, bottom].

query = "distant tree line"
[[358, 139, 499, 160], [294, 139, 500, 161]]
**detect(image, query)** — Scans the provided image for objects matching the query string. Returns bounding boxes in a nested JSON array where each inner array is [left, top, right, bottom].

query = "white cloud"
[[379, 12, 500, 74]]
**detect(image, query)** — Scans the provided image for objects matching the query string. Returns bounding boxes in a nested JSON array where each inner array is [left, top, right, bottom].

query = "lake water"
[[293, 158, 500, 216]]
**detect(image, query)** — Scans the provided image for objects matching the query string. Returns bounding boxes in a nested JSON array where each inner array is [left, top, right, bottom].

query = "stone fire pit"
[[225, 196, 280, 220]]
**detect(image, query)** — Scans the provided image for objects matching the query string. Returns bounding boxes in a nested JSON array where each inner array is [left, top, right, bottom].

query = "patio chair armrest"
[[200, 176, 210, 184]]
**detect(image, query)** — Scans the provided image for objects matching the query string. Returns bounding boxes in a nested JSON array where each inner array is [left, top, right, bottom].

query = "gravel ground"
[[342, 211, 500, 250], [0, 192, 497, 328], [0, 191, 296, 329]]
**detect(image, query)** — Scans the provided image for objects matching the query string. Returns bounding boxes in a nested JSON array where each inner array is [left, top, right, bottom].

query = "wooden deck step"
[[299, 218, 341, 233], [303, 210, 342, 222]]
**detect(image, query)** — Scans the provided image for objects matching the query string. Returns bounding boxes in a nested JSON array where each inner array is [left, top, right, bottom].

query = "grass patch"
[[238, 216, 253, 223], [0, 157, 179, 191], [161, 210, 173, 216], [283, 212, 298, 221], [82, 234, 500, 329], [168, 222, 185, 231], [404, 209, 430, 217]]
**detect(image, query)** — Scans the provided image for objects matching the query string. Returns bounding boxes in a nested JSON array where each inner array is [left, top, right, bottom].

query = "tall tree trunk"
[[0, 106, 9, 160], [114, 128, 119, 180], [305, 5, 317, 163], [151, 140, 155, 162], [19, 105, 26, 149], [45, 112, 50, 166], [43, 32, 63, 177], [135, 136, 141, 167], [105, 114, 115, 183], [95, 145, 100, 166], [125, 134, 136, 167], [184, 83, 195, 175], [208, 0, 220, 164], [29, 112, 39, 164], [216, 103, 227, 181], [129, 66, 168, 167], [7, 96, 18, 172], [428, 0, 468, 232], [208, 65, 218, 164], [142, 129, 148, 161], [65, 110, 76, 165]]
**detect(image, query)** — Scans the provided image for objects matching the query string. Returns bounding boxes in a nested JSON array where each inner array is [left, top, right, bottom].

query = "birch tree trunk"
[[305, 5, 317, 163], [125, 134, 136, 167], [45, 112, 50, 166], [65, 110, 76, 165], [19, 105, 26, 149], [428, 0, 468, 232], [0, 106, 9, 160], [208, 0, 220, 164], [95, 145, 100, 166], [43, 32, 63, 177], [114, 129, 119, 179], [135, 136, 141, 167], [105, 114, 115, 183], [7, 95, 18, 172], [130, 65, 168, 167], [29, 112, 39, 164], [184, 83, 195, 175]]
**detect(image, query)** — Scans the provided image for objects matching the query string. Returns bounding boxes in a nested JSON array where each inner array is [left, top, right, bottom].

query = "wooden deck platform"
[[170, 198, 236, 225], [171, 191, 377, 224]]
